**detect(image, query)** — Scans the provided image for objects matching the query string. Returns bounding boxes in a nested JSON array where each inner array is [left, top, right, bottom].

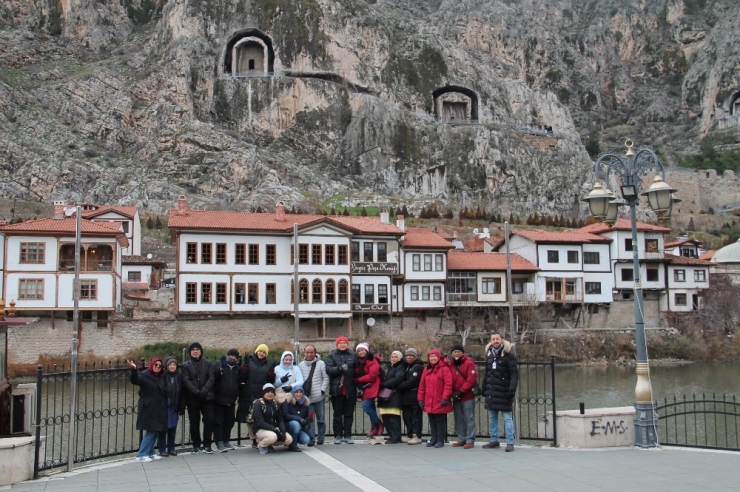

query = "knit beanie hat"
[[391, 350, 403, 361], [164, 356, 178, 370], [451, 344, 465, 353], [262, 383, 276, 394], [255, 344, 269, 355], [405, 348, 419, 359], [356, 342, 370, 353], [227, 348, 240, 358], [188, 342, 203, 354], [335, 336, 349, 346]]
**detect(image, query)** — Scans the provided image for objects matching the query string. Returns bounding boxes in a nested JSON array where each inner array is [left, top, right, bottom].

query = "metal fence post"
[[33, 364, 42, 479], [550, 355, 557, 447]]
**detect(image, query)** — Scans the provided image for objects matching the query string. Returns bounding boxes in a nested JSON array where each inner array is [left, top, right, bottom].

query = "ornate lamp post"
[[582, 140, 676, 448]]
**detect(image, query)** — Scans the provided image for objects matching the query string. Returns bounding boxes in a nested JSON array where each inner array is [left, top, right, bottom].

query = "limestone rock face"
[[0, 0, 737, 216]]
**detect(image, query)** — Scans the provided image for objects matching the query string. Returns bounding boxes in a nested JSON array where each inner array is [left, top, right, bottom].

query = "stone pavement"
[[5, 442, 739, 492]]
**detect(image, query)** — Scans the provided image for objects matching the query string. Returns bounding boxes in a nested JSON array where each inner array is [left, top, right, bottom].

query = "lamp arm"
[[593, 152, 630, 184], [631, 147, 665, 180]]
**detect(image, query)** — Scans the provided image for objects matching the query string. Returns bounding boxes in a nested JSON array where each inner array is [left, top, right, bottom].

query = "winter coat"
[[236, 354, 276, 422], [251, 397, 286, 435], [298, 357, 329, 402], [417, 359, 454, 415], [397, 359, 424, 406], [483, 340, 519, 412], [212, 355, 242, 406], [377, 361, 405, 409], [181, 354, 215, 401], [163, 370, 183, 429], [274, 351, 304, 391], [355, 352, 382, 400], [281, 394, 311, 433], [325, 348, 359, 398], [450, 355, 478, 403], [130, 368, 167, 432]]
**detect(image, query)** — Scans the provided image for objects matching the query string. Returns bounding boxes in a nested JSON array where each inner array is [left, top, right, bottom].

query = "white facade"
[[661, 263, 709, 312], [402, 249, 447, 311], [85, 209, 141, 256]]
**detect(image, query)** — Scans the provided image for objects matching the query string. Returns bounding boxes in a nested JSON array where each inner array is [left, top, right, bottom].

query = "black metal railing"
[[656, 393, 740, 451], [34, 356, 557, 476]]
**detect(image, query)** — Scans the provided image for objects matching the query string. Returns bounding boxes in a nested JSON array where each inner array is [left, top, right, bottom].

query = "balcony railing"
[[59, 260, 114, 272], [446, 293, 477, 303], [545, 291, 582, 302]]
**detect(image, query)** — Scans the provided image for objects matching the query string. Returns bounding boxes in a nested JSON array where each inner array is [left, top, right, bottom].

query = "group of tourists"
[[127, 332, 518, 461]]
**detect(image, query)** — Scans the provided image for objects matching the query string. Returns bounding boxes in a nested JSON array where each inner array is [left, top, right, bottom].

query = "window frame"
[[364, 242, 373, 262], [79, 279, 98, 300], [435, 254, 444, 271], [312, 244, 322, 265], [624, 238, 633, 252], [377, 242, 387, 262], [675, 293, 687, 306], [266, 283, 277, 304], [186, 282, 197, 303], [186, 243, 198, 264], [645, 239, 659, 253], [266, 244, 276, 265], [235, 244, 246, 265], [378, 284, 388, 304], [694, 269, 706, 282], [674, 269, 686, 282], [201, 282, 212, 303], [410, 286, 419, 301], [201, 243, 212, 264], [216, 243, 227, 264], [234, 283, 246, 304], [325, 244, 335, 265], [312, 279, 323, 303], [351, 242, 360, 262], [567, 250, 579, 264], [248, 244, 259, 265], [364, 284, 374, 304], [338, 279, 348, 303], [325, 279, 336, 303], [351, 284, 361, 303], [127, 271, 142, 282], [215, 283, 227, 304], [583, 252, 600, 264], [621, 268, 634, 282], [412, 254, 421, 271], [433, 286, 442, 301], [18, 278, 44, 300], [299, 244, 309, 265], [422, 286, 430, 301], [482, 277, 502, 294], [338, 245, 348, 265], [248, 283, 259, 304], [20, 242, 46, 264], [547, 250, 559, 263], [646, 267, 659, 282], [585, 282, 601, 295], [512, 279, 525, 294]]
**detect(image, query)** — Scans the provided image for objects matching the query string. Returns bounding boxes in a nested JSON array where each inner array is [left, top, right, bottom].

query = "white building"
[[399, 228, 454, 313], [710, 238, 740, 284], [662, 254, 712, 312], [0, 203, 128, 325], [579, 219, 671, 302], [664, 238, 704, 258], [122, 255, 168, 291], [501, 229, 614, 304], [80, 205, 141, 256], [446, 251, 538, 306]]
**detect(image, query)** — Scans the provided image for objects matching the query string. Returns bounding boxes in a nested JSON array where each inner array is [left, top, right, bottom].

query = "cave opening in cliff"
[[224, 29, 275, 75], [432, 86, 479, 121], [730, 90, 740, 116]]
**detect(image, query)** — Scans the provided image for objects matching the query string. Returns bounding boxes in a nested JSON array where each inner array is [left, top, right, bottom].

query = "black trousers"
[[186, 398, 214, 448], [382, 414, 402, 441], [212, 403, 235, 443], [402, 404, 423, 437], [428, 413, 448, 444], [331, 395, 354, 438]]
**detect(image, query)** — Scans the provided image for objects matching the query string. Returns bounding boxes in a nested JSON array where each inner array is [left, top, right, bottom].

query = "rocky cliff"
[[0, 0, 738, 216]]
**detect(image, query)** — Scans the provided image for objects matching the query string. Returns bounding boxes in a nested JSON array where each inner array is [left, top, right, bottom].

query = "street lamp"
[[582, 139, 676, 448]]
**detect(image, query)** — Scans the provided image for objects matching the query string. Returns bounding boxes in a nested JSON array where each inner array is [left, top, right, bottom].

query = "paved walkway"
[[6, 442, 739, 492]]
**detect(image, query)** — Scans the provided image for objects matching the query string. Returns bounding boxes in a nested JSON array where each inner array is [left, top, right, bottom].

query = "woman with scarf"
[[280, 384, 312, 451], [273, 351, 304, 404], [355, 342, 382, 438], [377, 350, 405, 443], [157, 356, 183, 456], [127, 357, 167, 462], [417, 349, 453, 448]]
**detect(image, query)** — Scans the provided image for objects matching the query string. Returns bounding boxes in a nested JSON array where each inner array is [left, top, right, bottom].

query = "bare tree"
[[515, 293, 549, 344], [700, 273, 740, 333], [445, 302, 490, 349]]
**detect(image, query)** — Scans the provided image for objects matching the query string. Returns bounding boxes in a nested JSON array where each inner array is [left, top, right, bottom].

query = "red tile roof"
[[82, 206, 138, 219], [0, 217, 125, 235], [447, 251, 539, 272], [665, 239, 701, 249], [512, 229, 611, 244], [463, 237, 485, 252], [699, 250, 716, 261], [486, 237, 504, 249], [401, 228, 455, 249], [577, 218, 671, 234], [168, 210, 404, 235], [664, 253, 713, 266], [122, 255, 168, 267]]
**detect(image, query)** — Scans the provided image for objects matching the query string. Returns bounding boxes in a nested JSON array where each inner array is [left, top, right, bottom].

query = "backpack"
[[246, 398, 267, 426]]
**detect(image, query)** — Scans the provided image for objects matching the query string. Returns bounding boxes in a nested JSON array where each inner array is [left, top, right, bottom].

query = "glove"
[[269, 362, 278, 371], [282, 385, 292, 392], [451, 391, 462, 400], [300, 418, 308, 427], [340, 364, 348, 371], [274, 428, 284, 441], [418, 401, 424, 409], [441, 399, 449, 407], [280, 374, 290, 383]]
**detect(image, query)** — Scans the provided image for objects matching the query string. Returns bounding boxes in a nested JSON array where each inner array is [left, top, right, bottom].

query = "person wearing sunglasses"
[[128, 357, 168, 462]]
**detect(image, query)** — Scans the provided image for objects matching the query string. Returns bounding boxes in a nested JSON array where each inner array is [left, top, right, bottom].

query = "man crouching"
[[252, 383, 293, 454]]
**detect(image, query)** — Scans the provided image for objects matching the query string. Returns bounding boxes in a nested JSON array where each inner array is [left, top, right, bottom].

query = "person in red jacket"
[[417, 349, 453, 448], [355, 342, 382, 438], [449, 344, 478, 449]]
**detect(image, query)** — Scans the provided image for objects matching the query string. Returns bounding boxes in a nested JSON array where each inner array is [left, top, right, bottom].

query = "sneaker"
[[203, 446, 214, 454], [425, 440, 437, 447], [160, 451, 169, 457], [408, 436, 422, 445], [345, 437, 355, 444], [149, 454, 162, 460], [316, 440, 324, 445], [259, 446, 269, 455], [464, 443, 474, 449], [190, 447, 200, 454], [288, 445, 302, 452], [223, 442, 235, 451], [452, 441, 465, 447], [434, 441, 444, 448], [169, 450, 178, 456], [334, 436, 342, 445], [384, 439, 401, 444], [216, 442, 227, 453], [482, 441, 500, 449], [267, 445, 275, 453], [505, 444, 514, 452], [135, 456, 152, 462], [307, 441, 315, 447]]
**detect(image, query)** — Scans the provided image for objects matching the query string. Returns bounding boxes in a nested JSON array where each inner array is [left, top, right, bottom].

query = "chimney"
[[276, 202, 286, 222], [53, 200, 65, 220], [453, 230, 458, 239], [380, 209, 389, 224], [177, 195, 187, 215], [396, 214, 405, 232]]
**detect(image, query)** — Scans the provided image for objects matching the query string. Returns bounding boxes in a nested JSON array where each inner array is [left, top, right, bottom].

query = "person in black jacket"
[[181, 342, 216, 454], [157, 356, 183, 457], [377, 351, 405, 444], [397, 348, 423, 445], [324, 336, 358, 444], [127, 357, 167, 463], [482, 333, 519, 452], [212, 348, 242, 453], [252, 383, 293, 455], [236, 343, 277, 449]]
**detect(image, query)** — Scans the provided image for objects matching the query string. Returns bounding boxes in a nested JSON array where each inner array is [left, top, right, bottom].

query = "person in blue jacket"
[[280, 384, 312, 451]]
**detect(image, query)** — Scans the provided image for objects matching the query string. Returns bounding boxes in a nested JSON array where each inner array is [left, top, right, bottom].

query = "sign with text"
[[352, 303, 390, 313], [351, 262, 398, 275]]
